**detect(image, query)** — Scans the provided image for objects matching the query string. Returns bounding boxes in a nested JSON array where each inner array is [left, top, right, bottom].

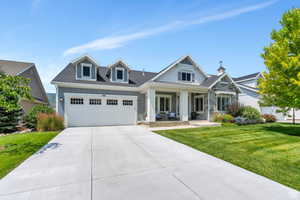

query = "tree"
[[0, 72, 32, 132], [259, 8, 300, 124]]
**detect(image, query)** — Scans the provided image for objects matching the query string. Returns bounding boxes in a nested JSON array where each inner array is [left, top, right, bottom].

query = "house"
[[51, 55, 241, 127], [234, 72, 263, 110], [0, 60, 49, 113], [234, 72, 299, 120]]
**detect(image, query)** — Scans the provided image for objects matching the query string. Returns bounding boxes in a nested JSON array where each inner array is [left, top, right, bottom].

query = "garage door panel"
[[65, 94, 137, 127]]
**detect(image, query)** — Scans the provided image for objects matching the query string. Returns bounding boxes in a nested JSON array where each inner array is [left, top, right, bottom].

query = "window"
[[70, 98, 83, 105], [89, 99, 101, 105], [116, 68, 124, 81], [123, 100, 133, 106], [179, 71, 194, 82], [83, 66, 90, 77], [107, 99, 118, 105], [217, 95, 230, 111], [194, 96, 204, 112], [156, 95, 171, 112]]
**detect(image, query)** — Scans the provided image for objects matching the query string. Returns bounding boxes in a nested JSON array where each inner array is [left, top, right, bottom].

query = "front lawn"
[[0, 131, 59, 178], [155, 123, 300, 191]]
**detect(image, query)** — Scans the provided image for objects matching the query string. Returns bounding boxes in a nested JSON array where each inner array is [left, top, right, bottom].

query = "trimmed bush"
[[213, 113, 234, 123], [24, 105, 54, 129], [241, 106, 261, 121], [262, 114, 277, 123], [37, 113, 64, 131], [226, 103, 244, 117]]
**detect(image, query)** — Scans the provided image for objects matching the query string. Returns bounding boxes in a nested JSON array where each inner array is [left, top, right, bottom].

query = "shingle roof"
[[200, 75, 220, 87], [0, 60, 33, 76], [52, 63, 157, 87], [233, 72, 260, 81]]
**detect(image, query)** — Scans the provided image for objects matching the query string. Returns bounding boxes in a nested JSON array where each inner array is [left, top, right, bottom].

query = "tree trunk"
[[292, 108, 295, 125]]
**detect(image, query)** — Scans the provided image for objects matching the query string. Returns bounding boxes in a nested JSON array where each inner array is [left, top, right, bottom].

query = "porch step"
[[138, 121, 189, 127]]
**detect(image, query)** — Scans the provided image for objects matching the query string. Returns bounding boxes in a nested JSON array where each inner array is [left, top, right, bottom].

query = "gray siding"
[[57, 87, 145, 121], [20, 66, 48, 103]]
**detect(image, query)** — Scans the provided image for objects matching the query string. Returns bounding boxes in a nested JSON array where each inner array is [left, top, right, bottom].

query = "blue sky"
[[0, 0, 298, 92]]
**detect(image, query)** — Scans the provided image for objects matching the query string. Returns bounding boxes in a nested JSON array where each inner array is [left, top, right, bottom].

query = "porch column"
[[146, 88, 156, 122], [180, 90, 188, 121], [207, 91, 210, 121]]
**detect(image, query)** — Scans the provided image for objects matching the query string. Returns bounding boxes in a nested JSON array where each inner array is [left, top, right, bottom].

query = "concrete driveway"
[[0, 126, 299, 200]]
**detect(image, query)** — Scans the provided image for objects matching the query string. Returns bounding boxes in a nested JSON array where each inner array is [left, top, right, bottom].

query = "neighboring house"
[[234, 72, 263, 111], [0, 60, 49, 113], [234, 72, 299, 120], [46, 93, 56, 109], [51, 55, 241, 127]]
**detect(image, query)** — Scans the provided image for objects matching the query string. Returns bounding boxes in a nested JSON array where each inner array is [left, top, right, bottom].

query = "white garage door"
[[64, 93, 137, 127]]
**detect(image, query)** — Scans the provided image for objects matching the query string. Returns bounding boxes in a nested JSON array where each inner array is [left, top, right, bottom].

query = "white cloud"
[[63, 0, 277, 56]]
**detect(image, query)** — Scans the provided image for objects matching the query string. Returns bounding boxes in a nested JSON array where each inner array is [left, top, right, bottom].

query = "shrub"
[[227, 103, 244, 117], [241, 106, 261, 121], [24, 105, 54, 129], [0, 107, 22, 133], [37, 113, 64, 131], [262, 114, 276, 123], [213, 113, 234, 123]]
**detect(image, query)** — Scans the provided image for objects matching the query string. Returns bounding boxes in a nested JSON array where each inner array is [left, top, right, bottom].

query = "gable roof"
[[206, 72, 242, 92], [0, 60, 34, 76], [234, 72, 261, 82], [151, 55, 208, 81], [71, 54, 99, 66], [108, 59, 130, 70], [52, 63, 157, 87]]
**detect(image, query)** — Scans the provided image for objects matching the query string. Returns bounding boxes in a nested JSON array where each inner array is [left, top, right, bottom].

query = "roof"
[[52, 63, 157, 87], [0, 60, 33, 76], [200, 75, 220, 87], [233, 72, 260, 82], [151, 55, 208, 81], [237, 83, 259, 92]]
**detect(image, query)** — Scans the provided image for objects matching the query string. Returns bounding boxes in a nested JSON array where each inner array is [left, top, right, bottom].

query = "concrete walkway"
[[0, 126, 299, 200]]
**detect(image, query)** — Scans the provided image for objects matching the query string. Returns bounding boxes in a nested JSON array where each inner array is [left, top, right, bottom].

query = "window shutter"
[[77, 64, 82, 79], [178, 72, 182, 81], [192, 73, 195, 82]]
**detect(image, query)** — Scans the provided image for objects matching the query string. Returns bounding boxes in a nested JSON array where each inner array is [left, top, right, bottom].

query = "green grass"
[[155, 123, 300, 191], [0, 131, 59, 178]]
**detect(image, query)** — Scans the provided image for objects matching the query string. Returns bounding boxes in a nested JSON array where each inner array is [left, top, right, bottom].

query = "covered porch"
[[144, 83, 211, 122]]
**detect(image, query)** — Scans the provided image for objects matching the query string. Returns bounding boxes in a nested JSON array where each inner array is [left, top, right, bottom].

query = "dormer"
[[73, 55, 98, 81], [108, 60, 130, 83]]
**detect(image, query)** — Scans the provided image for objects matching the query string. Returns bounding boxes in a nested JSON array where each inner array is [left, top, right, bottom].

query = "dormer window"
[[81, 63, 92, 79], [178, 71, 195, 82], [116, 67, 124, 81]]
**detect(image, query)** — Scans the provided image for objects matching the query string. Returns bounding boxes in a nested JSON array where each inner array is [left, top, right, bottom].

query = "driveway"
[[0, 126, 298, 200]]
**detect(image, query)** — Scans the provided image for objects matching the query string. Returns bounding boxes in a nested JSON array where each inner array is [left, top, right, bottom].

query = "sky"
[[0, 0, 299, 93]]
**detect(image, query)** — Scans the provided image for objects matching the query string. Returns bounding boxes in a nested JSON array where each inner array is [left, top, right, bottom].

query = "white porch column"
[[207, 91, 210, 121], [146, 88, 156, 122], [180, 90, 189, 121]]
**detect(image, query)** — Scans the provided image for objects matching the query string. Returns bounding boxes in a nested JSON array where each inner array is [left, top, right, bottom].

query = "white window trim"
[[156, 94, 172, 113], [115, 67, 125, 82], [180, 70, 194, 82], [216, 94, 231, 112], [81, 63, 92, 80], [194, 95, 204, 113]]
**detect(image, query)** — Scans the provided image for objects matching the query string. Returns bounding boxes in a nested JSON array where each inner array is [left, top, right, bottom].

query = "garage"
[[64, 93, 137, 127]]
